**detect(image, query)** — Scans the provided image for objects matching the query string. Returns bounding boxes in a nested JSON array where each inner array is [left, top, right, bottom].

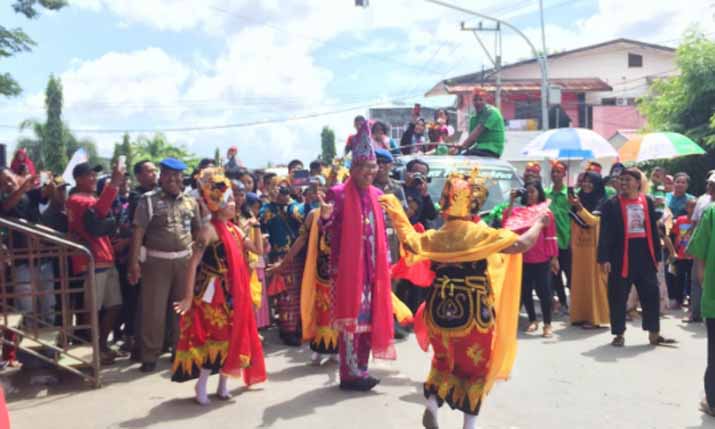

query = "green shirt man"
[[461, 91, 505, 158], [546, 184, 571, 250], [688, 205, 715, 318]]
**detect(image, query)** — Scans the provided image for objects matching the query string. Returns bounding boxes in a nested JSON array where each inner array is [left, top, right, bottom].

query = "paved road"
[[4, 312, 714, 429]]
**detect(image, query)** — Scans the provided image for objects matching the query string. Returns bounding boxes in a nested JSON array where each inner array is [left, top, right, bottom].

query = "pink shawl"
[[334, 178, 395, 360]]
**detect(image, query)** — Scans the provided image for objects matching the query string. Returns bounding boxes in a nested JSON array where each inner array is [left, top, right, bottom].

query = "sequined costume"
[[380, 170, 522, 416], [300, 210, 339, 354]]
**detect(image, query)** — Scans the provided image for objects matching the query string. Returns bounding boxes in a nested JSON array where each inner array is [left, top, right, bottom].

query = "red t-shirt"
[[67, 185, 118, 274], [673, 215, 694, 260]]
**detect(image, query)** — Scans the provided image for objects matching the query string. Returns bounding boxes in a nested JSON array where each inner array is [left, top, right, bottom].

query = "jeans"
[[464, 148, 499, 158], [14, 262, 56, 328]]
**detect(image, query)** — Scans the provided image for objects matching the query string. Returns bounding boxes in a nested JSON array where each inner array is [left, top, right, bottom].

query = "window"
[[628, 53, 643, 68]]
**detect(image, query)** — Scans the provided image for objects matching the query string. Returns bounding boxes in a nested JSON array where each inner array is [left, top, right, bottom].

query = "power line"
[[0, 91, 427, 134]]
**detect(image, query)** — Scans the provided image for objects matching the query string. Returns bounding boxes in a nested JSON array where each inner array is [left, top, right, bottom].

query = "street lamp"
[[424, 0, 550, 130]]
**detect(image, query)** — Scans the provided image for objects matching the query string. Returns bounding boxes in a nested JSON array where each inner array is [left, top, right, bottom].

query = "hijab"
[[570, 171, 605, 228]]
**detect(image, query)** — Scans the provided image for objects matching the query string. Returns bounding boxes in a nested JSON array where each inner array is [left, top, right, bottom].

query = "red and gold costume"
[[300, 210, 339, 354], [380, 170, 522, 416], [171, 169, 266, 386]]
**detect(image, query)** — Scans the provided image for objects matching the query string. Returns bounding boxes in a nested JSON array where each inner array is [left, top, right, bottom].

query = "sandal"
[[542, 325, 553, 338], [611, 336, 625, 347], [649, 335, 677, 346], [526, 322, 539, 333]]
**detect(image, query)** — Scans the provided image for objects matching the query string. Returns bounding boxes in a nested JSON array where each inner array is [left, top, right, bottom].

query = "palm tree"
[[17, 119, 46, 170]]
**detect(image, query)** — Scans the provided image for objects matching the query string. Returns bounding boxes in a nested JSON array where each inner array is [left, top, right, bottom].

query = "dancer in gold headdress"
[[380, 168, 550, 429]]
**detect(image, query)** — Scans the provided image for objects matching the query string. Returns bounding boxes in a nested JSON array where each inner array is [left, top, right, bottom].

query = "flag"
[[62, 148, 89, 187]]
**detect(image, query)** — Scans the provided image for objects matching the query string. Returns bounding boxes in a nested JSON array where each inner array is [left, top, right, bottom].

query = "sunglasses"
[[212, 182, 228, 191]]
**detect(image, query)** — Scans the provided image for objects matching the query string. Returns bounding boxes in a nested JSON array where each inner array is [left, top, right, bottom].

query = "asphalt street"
[[4, 311, 714, 429]]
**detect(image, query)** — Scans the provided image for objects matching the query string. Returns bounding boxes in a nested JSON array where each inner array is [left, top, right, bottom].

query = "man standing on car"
[[459, 88, 505, 158]]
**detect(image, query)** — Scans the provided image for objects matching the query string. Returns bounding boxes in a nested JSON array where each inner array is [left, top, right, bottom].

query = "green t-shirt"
[[545, 185, 571, 250], [688, 206, 715, 318], [468, 105, 505, 156], [605, 186, 617, 199]]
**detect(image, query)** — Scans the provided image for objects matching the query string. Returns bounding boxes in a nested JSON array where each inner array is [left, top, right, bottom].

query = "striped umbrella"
[[521, 127, 618, 160], [619, 132, 705, 162]]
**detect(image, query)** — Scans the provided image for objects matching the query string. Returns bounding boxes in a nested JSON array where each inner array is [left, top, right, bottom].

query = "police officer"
[[128, 158, 202, 372]]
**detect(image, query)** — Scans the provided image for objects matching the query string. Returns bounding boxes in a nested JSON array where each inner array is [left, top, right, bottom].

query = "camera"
[[514, 187, 527, 199]]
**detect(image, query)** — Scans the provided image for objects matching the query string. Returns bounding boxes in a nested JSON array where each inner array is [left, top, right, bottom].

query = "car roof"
[[394, 155, 516, 169]]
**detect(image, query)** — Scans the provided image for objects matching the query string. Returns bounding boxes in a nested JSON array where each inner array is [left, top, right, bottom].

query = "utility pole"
[[538, 0, 550, 128], [425, 0, 549, 130], [460, 21, 502, 111]]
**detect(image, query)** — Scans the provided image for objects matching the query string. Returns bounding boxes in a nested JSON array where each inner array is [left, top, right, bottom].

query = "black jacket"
[[597, 195, 662, 277]]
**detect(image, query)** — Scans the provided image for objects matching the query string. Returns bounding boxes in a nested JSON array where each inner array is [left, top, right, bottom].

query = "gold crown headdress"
[[441, 167, 488, 218], [197, 167, 233, 212]]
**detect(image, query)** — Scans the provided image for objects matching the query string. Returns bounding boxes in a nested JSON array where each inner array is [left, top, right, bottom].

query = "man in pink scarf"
[[320, 121, 395, 392]]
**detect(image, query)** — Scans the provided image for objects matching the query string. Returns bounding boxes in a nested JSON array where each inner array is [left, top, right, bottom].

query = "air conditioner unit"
[[616, 98, 628, 106]]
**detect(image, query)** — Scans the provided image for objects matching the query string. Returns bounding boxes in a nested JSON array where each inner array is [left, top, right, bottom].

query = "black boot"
[[339, 376, 380, 392]]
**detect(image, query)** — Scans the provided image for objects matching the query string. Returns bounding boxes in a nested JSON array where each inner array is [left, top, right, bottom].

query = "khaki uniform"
[[134, 190, 201, 364]]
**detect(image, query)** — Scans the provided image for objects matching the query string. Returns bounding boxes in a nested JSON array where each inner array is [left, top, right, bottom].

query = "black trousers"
[[552, 248, 571, 306], [608, 268, 660, 336], [673, 259, 693, 304], [116, 263, 140, 338], [705, 319, 715, 406], [522, 262, 552, 325]]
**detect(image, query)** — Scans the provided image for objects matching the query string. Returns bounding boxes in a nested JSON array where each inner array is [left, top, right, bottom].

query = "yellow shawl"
[[380, 194, 522, 395]]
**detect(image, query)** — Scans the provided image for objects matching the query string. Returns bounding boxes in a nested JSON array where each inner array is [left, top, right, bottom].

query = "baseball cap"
[[707, 171, 715, 183], [159, 158, 188, 172], [375, 148, 394, 164], [72, 162, 103, 179]]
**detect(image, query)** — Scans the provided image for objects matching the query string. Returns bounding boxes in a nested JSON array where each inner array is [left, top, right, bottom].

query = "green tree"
[[320, 126, 336, 163], [18, 118, 102, 171], [43, 75, 67, 173], [1, 1, 67, 97], [119, 132, 133, 173], [132, 133, 198, 170], [638, 30, 715, 194], [214, 147, 221, 166]]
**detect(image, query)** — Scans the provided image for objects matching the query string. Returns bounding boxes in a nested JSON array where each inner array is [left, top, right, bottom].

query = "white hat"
[[707, 171, 715, 183]]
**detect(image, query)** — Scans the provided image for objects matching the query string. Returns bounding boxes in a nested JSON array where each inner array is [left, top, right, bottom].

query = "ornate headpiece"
[[525, 161, 542, 175], [586, 161, 602, 174], [441, 167, 489, 218], [352, 120, 376, 164], [550, 160, 567, 172], [197, 167, 233, 212]]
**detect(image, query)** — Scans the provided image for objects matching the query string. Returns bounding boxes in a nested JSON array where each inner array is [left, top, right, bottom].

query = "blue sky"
[[0, 0, 712, 167]]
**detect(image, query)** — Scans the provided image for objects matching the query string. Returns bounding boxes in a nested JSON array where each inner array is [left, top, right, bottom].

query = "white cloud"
[[12, 0, 711, 167]]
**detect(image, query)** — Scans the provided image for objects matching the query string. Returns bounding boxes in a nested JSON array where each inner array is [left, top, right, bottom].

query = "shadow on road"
[[581, 343, 653, 362], [259, 385, 381, 427], [117, 396, 234, 428]]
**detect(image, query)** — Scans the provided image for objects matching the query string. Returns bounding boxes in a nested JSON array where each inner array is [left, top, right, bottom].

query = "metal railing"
[[0, 216, 101, 387]]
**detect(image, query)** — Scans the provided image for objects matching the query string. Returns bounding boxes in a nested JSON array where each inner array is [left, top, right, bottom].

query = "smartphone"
[[291, 169, 310, 187], [39, 171, 50, 186], [413, 103, 421, 116], [117, 155, 127, 171], [567, 186, 575, 197]]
